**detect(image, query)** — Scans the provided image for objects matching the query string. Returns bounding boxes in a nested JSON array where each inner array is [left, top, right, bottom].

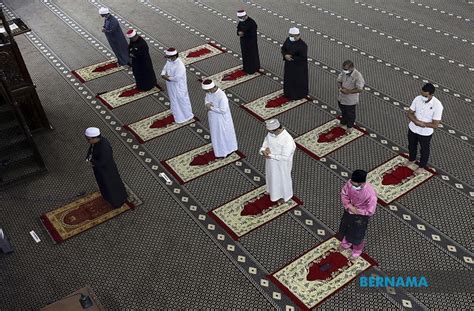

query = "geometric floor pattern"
[[1, 0, 472, 309]]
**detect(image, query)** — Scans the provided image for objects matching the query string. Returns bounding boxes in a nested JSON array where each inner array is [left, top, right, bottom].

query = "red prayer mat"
[[40, 192, 134, 243], [209, 186, 302, 240], [96, 84, 161, 109], [161, 144, 245, 184], [180, 42, 225, 65], [268, 236, 377, 310], [124, 110, 196, 143], [295, 119, 365, 159], [367, 154, 436, 205], [242, 90, 310, 121], [202, 65, 262, 90], [71, 59, 124, 83]]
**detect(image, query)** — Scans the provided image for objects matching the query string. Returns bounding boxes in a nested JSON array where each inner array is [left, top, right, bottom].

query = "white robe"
[[260, 130, 296, 202], [205, 89, 238, 157], [161, 58, 194, 123]]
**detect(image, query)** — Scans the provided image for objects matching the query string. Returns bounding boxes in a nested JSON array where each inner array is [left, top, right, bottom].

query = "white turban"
[[201, 79, 216, 90], [85, 127, 100, 138], [237, 10, 247, 17], [126, 29, 137, 38], [265, 119, 280, 131], [165, 48, 178, 56], [99, 7, 109, 15], [289, 27, 300, 35]]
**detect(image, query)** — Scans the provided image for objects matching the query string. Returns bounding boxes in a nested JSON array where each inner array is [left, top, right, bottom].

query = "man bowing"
[[260, 119, 296, 204], [281, 27, 308, 100], [161, 48, 194, 123], [236, 10, 260, 74], [202, 79, 238, 158], [85, 127, 128, 209], [127, 29, 157, 91], [99, 7, 129, 66]]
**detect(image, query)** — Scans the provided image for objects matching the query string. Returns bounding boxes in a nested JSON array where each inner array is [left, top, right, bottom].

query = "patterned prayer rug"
[[71, 59, 125, 83], [124, 110, 197, 143], [161, 144, 245, 184], [241, 90, 310, 121], [40, 192, 135, 243], [96, 84, 161, 109], [295, 119, 365, 159], [367, 154, 435, 205], [209, 186, 302, 240], [203, 66, 262, 90], [180, 42, 225, 65], [269, 236, 377, 310]]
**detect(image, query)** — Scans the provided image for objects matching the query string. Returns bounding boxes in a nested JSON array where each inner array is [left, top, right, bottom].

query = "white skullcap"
[[237, 10, 247, 17], [99, 7, 109, 15], [289, 27, 300, 35], [85, 127, 101, 137], [165, 48, 178, 56], [126, 29, 137, 38], [201, 79, 216, 90], [266, 119, 280, 131]]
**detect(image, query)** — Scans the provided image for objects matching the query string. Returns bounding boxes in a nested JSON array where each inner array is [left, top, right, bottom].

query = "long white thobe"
[[259, 130, 296, 202], [205, 89, 238, 157], [161, 58, 194, 123]]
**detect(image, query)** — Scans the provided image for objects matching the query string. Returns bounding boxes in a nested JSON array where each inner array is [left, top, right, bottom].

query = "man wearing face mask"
[[202, 79, 238, 158], [338, 170, 377, 260], [281, 28, 308, 100], [259, 119, 296, 205], [406, 83, 443, 174], [337, 60, 365, 133], [161, 48, 194, 123], [127, 29, 157, 91], [99, 7, 130, 66], [236, 10, 260, 74]]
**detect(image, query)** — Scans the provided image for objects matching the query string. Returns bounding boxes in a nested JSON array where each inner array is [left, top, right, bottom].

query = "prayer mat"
[[40, 192, 134, 243], [71, 59, 125, 83], [242, 90, 309, 121], [124, 110, 197, 143], [96, 84, 161, 109], [269, 236, 377, 310], [202, 66, 262, 90], [161, 144, 245, 184], [209, 186, 302, 240], [295, 119, 365, 160], [180, 43, 225, 65], [367, 154, 436, 206]]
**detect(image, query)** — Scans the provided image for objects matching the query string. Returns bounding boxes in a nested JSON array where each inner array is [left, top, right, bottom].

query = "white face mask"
[[238, 18, 245, 22], [343, 70, 352, 74], [352, 185, 362, 191], [289, 36, 296, 41]]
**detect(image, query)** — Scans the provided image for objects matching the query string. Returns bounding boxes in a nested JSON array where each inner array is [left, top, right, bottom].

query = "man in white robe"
[[260, 119, 296, 204], [161, 48, 194, 123], [202, 79, 238, 158]]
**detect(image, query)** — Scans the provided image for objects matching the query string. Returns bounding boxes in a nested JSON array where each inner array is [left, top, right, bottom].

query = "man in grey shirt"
[[337, 60, 365, 133]]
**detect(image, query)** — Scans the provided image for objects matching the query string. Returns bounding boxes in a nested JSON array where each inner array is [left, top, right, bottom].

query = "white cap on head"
[[85, 127, 101, 138], [99, 7, 110, 15], [289, 27, 300, 35], [126, 29, 137, 38], [165, 48, 178, 56], [237, 10, 247, 17], [265, 119, 280, 131], [201, 79, 216, 90]]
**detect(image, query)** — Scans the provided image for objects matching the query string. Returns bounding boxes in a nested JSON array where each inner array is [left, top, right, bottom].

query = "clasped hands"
[[205, 102, 214, 111], [284, 54, 294, 61], [347, 204, 361, 215], [238, 31, 244, 37], [262, 147, 272, 159], [339, 87, 351, 95], [161, 74, 171, 81]]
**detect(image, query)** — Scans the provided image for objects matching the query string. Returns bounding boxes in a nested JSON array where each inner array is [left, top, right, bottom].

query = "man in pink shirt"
[[338, 170, 377, 260]]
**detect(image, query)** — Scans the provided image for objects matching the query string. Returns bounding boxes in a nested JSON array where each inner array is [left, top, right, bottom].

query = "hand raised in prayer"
[[284, 54, 294, 61]]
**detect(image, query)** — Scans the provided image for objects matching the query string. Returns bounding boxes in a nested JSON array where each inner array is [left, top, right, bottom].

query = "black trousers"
[[338, 102, 356, 128], [408, 129, 432, 168], [338, 211, 370, 245]]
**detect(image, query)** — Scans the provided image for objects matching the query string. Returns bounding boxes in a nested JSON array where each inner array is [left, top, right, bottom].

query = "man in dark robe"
[[85, 127, 128, 209], [127, 29, 157, 91], [99, 7, 129, 66], [236, 10, 260, 74], [281, 27, 308, 100]]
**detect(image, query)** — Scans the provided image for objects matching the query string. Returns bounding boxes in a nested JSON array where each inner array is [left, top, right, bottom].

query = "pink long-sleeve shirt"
[[340, 181, 377, 216]]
